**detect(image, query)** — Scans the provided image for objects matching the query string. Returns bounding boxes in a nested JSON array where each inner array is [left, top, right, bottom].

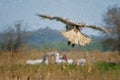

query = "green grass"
[[95, 62, 120, 72]]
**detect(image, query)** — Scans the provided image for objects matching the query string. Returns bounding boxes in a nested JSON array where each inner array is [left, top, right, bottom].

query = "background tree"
[[0, 21, 28, 52], [102, 5, 120, 51]]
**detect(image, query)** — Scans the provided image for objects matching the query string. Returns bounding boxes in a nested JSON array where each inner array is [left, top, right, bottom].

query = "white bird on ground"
[[67, 59, 74, 64], [26, 54, 48, 65], [76, 58, 86, 66], [54, 52, 66, 64], [26, 59, 43, 65], [60, 54, 73, 64], [54, 52, 73, 64]]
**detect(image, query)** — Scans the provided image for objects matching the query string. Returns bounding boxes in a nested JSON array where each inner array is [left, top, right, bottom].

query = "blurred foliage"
[[0, 21, 28, 52], [102, 5, 120, 51]]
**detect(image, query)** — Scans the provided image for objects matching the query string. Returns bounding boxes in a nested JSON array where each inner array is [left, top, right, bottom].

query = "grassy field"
[[0, 49, 120, 80]]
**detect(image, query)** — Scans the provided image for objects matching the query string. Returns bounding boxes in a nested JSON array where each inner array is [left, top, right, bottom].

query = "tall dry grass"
[[0, 49, 120, 80]]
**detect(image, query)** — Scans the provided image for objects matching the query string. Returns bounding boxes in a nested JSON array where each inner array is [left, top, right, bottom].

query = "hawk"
[[61, 28, 92, 47], [37, 14, 111, 47]]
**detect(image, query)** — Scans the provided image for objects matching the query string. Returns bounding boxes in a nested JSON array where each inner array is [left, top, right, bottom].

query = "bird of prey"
[[37, 14, 111, 47]]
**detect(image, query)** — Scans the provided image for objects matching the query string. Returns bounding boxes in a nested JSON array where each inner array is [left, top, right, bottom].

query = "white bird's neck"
[[55, 53, 60, 61]]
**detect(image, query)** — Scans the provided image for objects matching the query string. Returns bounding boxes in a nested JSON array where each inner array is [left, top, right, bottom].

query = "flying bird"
[[37, 14, 111, 47]]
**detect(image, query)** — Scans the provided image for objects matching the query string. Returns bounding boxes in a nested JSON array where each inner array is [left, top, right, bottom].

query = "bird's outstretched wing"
[[37, 14, 111, 32]]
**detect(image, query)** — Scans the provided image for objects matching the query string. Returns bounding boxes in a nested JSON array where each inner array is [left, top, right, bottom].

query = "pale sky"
[[0, 0, 120, 33]]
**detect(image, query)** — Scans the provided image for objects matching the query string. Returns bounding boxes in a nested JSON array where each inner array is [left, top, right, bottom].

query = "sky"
[[0, 0, 120, 34]]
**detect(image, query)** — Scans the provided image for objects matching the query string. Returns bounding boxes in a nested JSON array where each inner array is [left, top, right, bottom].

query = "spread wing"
[[37, 14, 111, 32]]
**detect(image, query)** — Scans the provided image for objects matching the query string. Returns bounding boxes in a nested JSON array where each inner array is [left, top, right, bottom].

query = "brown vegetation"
[[0, 49, 120, 80]]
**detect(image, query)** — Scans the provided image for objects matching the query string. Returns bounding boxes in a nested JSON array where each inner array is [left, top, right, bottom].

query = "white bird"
[[54, 52, 66, 64], [26, 59, 43, 65], [60, 54, 73, 64], [67, 59, 74, 64], [26, 54, 48, 65], [54, 52, 73, 64], [76, 58, 86, 66]]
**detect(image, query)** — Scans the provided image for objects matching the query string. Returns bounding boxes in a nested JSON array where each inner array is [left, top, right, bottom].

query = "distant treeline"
[[0, 24, 117, 52]]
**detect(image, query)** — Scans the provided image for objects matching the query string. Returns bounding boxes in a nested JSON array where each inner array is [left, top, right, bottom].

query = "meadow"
[[0, 49, 120, 80]]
